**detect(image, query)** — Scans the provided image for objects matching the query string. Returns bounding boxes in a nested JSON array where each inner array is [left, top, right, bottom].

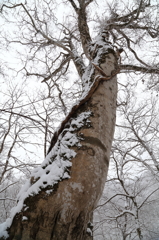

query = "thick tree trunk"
[[3, 50, 118, 240]]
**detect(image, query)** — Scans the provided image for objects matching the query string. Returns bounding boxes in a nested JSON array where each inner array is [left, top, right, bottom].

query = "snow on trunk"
[[0, 39, 118, 240]]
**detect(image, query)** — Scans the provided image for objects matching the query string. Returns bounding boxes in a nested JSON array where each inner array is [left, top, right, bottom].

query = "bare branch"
[[0, 182, 18, 194], [0, 109, 47, 131], [0, 198, 16, 201], [120, 64, 159, 74], [117, 29, 150, 67], [1, 3, 71, 53], [96, 193, 134, 209], [42, 55, 71, 82], [68, 0, 79, 13], [68, 0, 92, 58]]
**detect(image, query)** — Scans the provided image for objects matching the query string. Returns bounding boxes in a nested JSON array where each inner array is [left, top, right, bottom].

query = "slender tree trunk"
[[4, 50, 118, 240]]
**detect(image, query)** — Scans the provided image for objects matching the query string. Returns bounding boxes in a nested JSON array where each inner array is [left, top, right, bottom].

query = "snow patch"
[[0, 111, 92, 238], [81, 34, 114, 99], [69, 182, 84, 192], [22, 216, 28, 221], [86, 227, 93, 236]]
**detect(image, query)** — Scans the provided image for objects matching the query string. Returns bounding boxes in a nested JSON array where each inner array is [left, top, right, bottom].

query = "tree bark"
[[3, 49, 118, 240]]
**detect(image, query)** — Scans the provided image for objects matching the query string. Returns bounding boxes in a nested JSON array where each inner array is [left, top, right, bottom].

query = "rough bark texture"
[[5, 52, 118, 240]]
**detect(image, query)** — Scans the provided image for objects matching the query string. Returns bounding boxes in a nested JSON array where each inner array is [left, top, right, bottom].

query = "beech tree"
[[0, 0, 159, 239]]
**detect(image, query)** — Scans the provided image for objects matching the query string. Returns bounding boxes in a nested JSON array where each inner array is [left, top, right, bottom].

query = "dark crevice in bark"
[[104, 155, 109, 166], [50, 211, 61, 240], [83, 136, 107, 152], [8, 213, 23, 240], [30, 216, 40, 239], [71, 212, 86, 240]]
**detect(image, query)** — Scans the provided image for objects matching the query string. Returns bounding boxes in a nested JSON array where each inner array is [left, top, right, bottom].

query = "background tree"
[[0, 0, 159, 239], [94, 78, 159, 240]]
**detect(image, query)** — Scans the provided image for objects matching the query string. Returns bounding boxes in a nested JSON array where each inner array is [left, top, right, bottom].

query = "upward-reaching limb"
[[68, 0, 92, 59]]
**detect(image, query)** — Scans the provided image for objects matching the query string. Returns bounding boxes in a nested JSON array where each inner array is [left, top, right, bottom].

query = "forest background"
[[0, 0, 159, 239]]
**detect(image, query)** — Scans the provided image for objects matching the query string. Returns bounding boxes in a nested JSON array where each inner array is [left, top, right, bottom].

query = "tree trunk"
[[4, 50, 118, 240]]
